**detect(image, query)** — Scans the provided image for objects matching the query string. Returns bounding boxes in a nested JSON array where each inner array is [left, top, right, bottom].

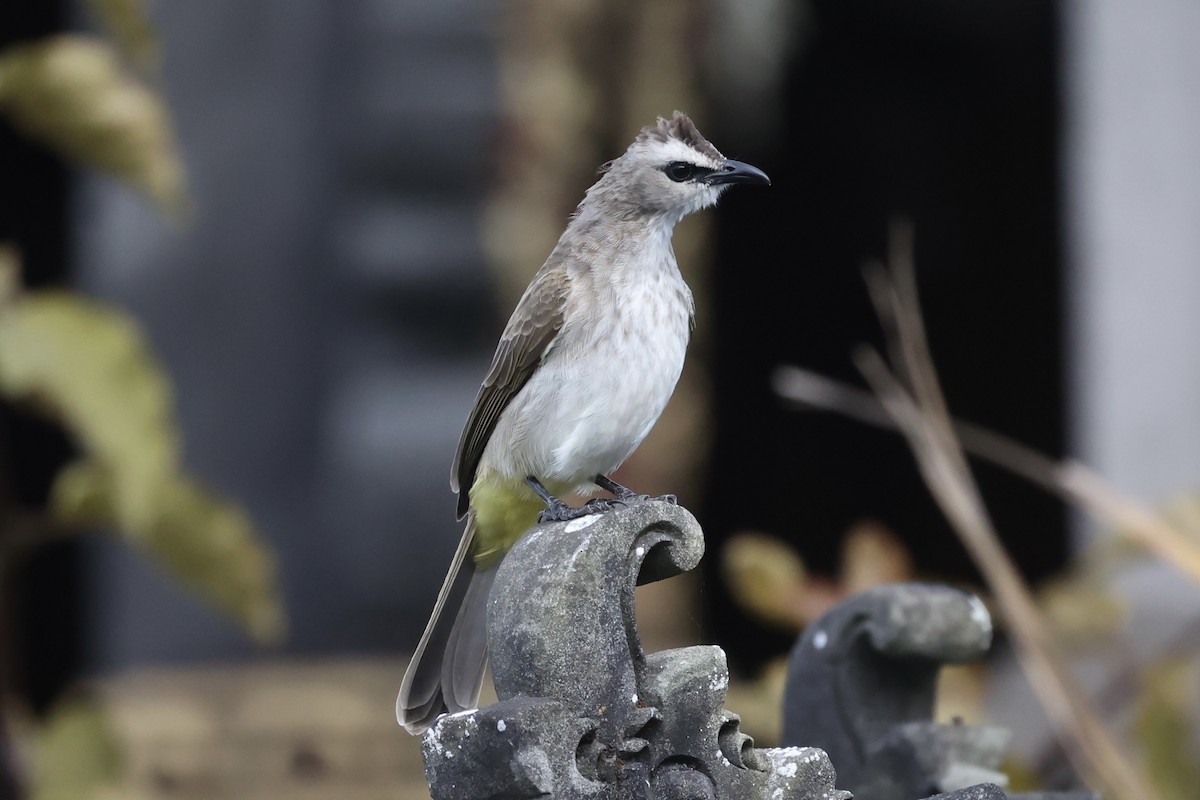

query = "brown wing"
[[450, 268, 569, 518]]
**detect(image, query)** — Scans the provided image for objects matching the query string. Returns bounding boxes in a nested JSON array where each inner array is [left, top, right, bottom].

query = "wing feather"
[[450, 268, 569, 518]]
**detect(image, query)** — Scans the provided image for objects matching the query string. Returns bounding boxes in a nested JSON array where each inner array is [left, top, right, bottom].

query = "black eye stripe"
[[662, 161, 714, 183]]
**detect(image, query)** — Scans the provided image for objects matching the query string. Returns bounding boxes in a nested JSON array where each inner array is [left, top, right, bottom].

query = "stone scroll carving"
[[421, 501, 849, 800], [781, 583, 1099, 800]]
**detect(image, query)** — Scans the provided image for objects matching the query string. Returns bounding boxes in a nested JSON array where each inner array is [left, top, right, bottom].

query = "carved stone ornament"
[[782, 583, 1099, 800], [421, 501, 849, 800]]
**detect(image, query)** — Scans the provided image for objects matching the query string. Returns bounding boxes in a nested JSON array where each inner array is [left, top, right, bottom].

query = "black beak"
[[703, 159, 771, 187]]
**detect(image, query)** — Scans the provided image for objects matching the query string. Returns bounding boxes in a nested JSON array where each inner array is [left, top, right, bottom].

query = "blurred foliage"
[[720, 532, 809, 630], [1035, 570, 1127, 648], [86, 0, 160, 72], [766, 241, 1192, 799], [720, 511, 1200, 781], [0, 288, 285, 644], [722, 519, 915, 632], [0, 5, 279, 798], [722, 520, 928, 744], [1000, 757, 1042, 794], [0, 292, 178, 530], [840, 520, 915, 593], [0, 34, 185, 216], [723, 497, 1200, 792], [27, 699, 125, 800], [1134, 659, 1200, 800], [55, 463, 285, 644], [1089, 490, 1200, 572]]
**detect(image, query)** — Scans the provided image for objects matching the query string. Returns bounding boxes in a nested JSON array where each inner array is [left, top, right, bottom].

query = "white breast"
[[481, 260, 693, 491]]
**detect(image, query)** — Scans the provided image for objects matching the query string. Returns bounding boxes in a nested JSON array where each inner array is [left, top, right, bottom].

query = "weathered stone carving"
[[924, 783, 1097, 800], [781, 583, 1099, 800], [421, 501, 849, 800]]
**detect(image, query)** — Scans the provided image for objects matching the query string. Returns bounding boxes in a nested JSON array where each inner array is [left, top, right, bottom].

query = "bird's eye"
[[664, 162, 695, 182]]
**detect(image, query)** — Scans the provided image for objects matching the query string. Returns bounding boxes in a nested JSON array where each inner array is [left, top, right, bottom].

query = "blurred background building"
[[74, 0, 501, 668], [65, 0, 1068, 671], [3, 0, 1200, 795]]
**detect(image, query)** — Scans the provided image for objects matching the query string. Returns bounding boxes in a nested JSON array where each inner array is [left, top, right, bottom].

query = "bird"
[[397, 111, 769, 734]]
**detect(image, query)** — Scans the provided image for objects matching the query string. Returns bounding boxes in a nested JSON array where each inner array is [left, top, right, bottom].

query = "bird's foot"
[[610, 493, 677, 506], [594, 475, 678, 507], [528, 475, 676, 525], [536, 497, 615, 524], [583, 497, 624, 513]]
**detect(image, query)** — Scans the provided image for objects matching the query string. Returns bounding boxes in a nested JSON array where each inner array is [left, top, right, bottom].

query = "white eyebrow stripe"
[[644, 138, 724, 170]]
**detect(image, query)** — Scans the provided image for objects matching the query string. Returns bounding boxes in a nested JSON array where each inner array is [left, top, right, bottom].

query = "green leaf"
[[0, 35, 186, 216], [29, 698, 122, 800], [0, 292, 286, 644], [0, 291, 178, 530], [53, 462, 287, 644]]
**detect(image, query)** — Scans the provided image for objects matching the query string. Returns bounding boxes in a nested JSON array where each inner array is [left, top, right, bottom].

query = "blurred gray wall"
[[1064, 0, 1200, 699], [75, 0, 497, 667], [1065, 0, 1200, 503]]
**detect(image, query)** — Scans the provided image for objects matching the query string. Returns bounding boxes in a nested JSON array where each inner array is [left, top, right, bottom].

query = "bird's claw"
[[536, 492, 679, 524], [537, 500, 590, 524], [537, 498, 622, 523], [583, 497, 624, 513], [609, 492, 676, 507]]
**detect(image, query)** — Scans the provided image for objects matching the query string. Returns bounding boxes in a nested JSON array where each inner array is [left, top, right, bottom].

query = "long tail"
[[397, 514, 497, 734]]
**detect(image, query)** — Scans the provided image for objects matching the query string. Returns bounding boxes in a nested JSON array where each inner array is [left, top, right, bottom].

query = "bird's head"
[[587, 111, 770, 223]]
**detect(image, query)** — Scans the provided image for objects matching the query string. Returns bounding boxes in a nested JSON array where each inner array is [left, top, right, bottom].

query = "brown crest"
[[636, 111, 724, 163]]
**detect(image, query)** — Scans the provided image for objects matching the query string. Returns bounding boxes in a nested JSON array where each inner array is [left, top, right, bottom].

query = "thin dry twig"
[[827, 226, 1160, 800], [770, 367, 1200, 583]]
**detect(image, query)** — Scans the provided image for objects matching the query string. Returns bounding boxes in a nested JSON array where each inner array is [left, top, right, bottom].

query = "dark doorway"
[[703, 0, 1065, 671]]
